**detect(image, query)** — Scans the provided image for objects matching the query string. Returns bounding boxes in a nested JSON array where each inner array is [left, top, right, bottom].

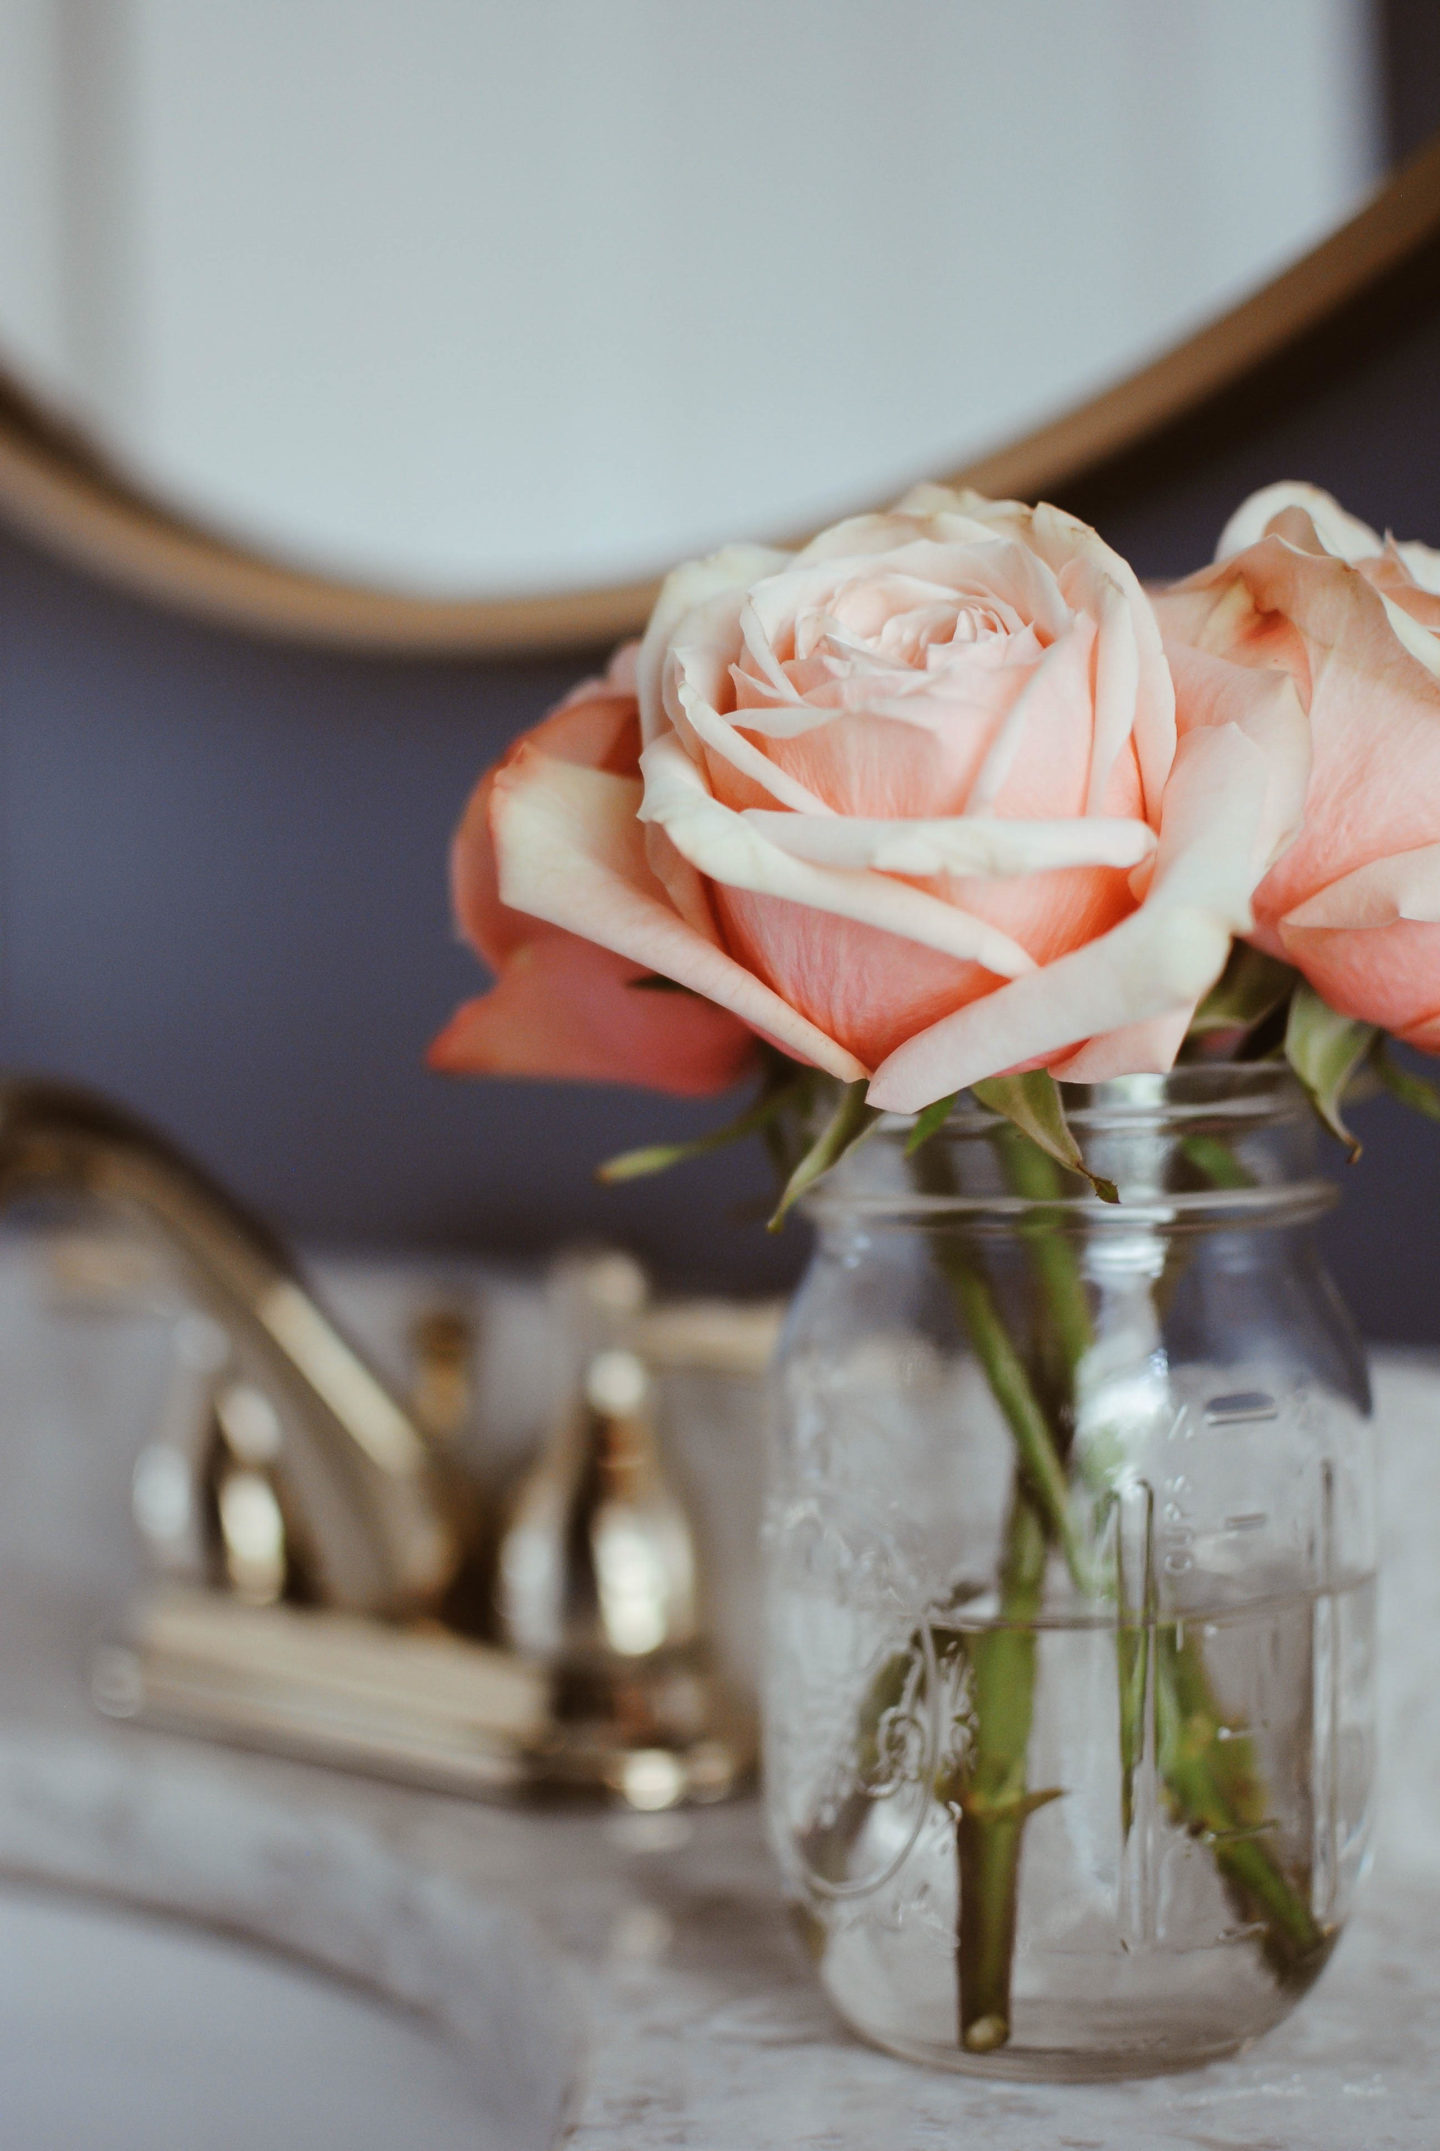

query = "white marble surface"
[[2, 1236, 1440, 2149]]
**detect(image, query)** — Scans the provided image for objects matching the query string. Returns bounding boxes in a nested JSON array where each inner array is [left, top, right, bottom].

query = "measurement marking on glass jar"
[[1223, 1512, 1270, 1534], [1204, 1391, 1278, 1426], [1312, 1459, 1340, 1921], [1201, 1817, 1279, 1846], [1117, 1479, 1159, 1953]]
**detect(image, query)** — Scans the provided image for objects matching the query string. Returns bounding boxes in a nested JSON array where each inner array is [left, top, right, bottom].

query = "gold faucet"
[[0, 1076, 460, 1615], [11, 1077, 755, 1804]]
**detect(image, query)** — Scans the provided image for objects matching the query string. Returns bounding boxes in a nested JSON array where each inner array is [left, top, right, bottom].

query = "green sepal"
[[1372, 1036, 1440, 1124], [1283, 982, 1375, 1160], [1188, 944, 1298, 1037], [971, 1070, 1119, 1204], [767, 1079, 880, 1231], [904, 1091, 960, 1156], [597, 1073, 810, 1184]]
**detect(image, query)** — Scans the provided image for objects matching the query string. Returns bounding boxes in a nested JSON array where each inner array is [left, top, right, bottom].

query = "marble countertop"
[[3, 1238, 1439, 2150]]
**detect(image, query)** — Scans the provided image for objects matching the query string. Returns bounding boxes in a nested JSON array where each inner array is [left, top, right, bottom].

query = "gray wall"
[[0, 530, 798, 1296]]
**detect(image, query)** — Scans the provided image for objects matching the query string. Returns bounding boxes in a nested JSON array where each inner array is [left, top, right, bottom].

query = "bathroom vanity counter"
[[2, 1242, 1438, 2150]]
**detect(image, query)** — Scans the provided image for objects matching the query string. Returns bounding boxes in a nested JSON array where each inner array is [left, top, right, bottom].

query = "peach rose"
[[1154, 482, 1440, 1050], [428, 650, 759, 1095], [435, 488, 1309, 1111]]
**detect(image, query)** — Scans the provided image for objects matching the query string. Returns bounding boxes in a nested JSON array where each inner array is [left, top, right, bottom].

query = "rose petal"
[[1086, 583, 1140, 813], [1187, 538, 1440, 925], [740, 809, 1156, 877], [639, 733, 1039, 979], [1394, 537, 1440, 596], [866, 900, 1232, 1110], [636, 544, 787, 745], [1281, 842, 1440, 930], [1278, 916, 1440, 1043], [1049, 1007, 1193, 1083], [450, 664, 640, 970], [1162, 648, 1311, 880], [965, 624, 1092, 811], [1216, 482, 1383, 564], [428, 937, 756, 1095], [492, 744, 865, 1082], [866, 718, 1272, 1108]]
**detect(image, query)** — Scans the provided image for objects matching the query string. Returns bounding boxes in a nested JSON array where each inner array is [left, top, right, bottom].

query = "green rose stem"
[[991, 1129, 1326, 1978], [1156, 1625, 1325, 1976], [941, 1487, 1058, 2053], [1140, 1138, 1326, 1973], [913, 1139, 1072, 2052], [914, 1117, 1324, 2052]]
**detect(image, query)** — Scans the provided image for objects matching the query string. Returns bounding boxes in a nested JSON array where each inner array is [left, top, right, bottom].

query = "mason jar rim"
[[803, 1063, 1335, 1232], [886, 1062, 1310, 1138]]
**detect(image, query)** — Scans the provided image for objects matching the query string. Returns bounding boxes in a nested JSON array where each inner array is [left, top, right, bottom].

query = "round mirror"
[[0, 2, 1389, 643]]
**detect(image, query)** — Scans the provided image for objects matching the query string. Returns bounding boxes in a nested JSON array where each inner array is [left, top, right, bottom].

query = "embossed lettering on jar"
[[763, 1068, 1376, 2080]]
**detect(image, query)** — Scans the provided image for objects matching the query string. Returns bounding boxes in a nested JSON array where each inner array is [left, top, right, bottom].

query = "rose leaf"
[[971, 1069, 1119, 1204], [1187, 944, 1299, 1037], [1283, 983, 1376, 1160], [768, 1080, 880, 1231], [904, 1091, 961, 1157], [598, 1072, 810, 1184]]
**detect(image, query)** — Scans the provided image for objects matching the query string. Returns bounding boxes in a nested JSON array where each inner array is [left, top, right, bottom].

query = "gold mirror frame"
[[1, 136, 1438, 659]]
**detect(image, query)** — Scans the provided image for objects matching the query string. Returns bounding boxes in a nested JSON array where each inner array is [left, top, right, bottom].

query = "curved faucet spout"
[[0, 1078, 461, 1615]]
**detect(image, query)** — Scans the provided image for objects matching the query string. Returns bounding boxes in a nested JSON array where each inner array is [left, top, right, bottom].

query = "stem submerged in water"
[[1157, 1624, 1325, 1973], [941, 1489, 1059, 2051], [915, 1139, 1069, 2048], [908, 1117, 1326, 2056]]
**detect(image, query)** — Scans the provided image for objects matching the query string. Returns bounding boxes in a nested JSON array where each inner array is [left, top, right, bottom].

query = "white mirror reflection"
[[0, 0, 1383, 598]]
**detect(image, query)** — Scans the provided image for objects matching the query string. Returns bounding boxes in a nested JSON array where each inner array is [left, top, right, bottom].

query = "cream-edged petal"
[[642, 819, 720, 941], [1282, 842, 1440, 931], [1162, 651, 1312, 892], [965, 624, 1092, 810], [867, 704, 1279, 1109], [895, 481, 1016, 523], [638, 733, 1038, 978], [1145, 723, 1267, 924], [492, 748, 864, 1082], [636, 543, 789, 743], [1215, 482, 1383, 565], [1048, 1007, 1192, 1083], [1086, 583, 1139, 812], [867, 900, 1232, 1110], [746, 541, 1071, 651], [1394, 537, 1440, 595], [1381, 591, 1440, 679], [788, 508, 1003, 568], [1008, 499, 1175, 815], [735, 596, 803, 705], [673, 672, 835, 811], [740, 808, 1156, 878]]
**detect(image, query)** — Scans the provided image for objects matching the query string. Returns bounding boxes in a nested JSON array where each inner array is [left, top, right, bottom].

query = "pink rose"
[[1154, 482, 1440, 1049], [436, 488, 1308, 1110], [428, 651, 758, 1095]]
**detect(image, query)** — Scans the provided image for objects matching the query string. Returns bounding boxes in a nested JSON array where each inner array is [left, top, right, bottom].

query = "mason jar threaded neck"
[[804, 1065, 1335, 1231]]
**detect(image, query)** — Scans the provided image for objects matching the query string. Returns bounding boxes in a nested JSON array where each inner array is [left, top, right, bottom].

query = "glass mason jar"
[[763, 1067, 1376, 2080]]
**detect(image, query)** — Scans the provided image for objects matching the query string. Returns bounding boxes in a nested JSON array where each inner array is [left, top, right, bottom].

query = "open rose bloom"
[[1155, 481, 1440, 1049], [433, 486, 1315, 1114]]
